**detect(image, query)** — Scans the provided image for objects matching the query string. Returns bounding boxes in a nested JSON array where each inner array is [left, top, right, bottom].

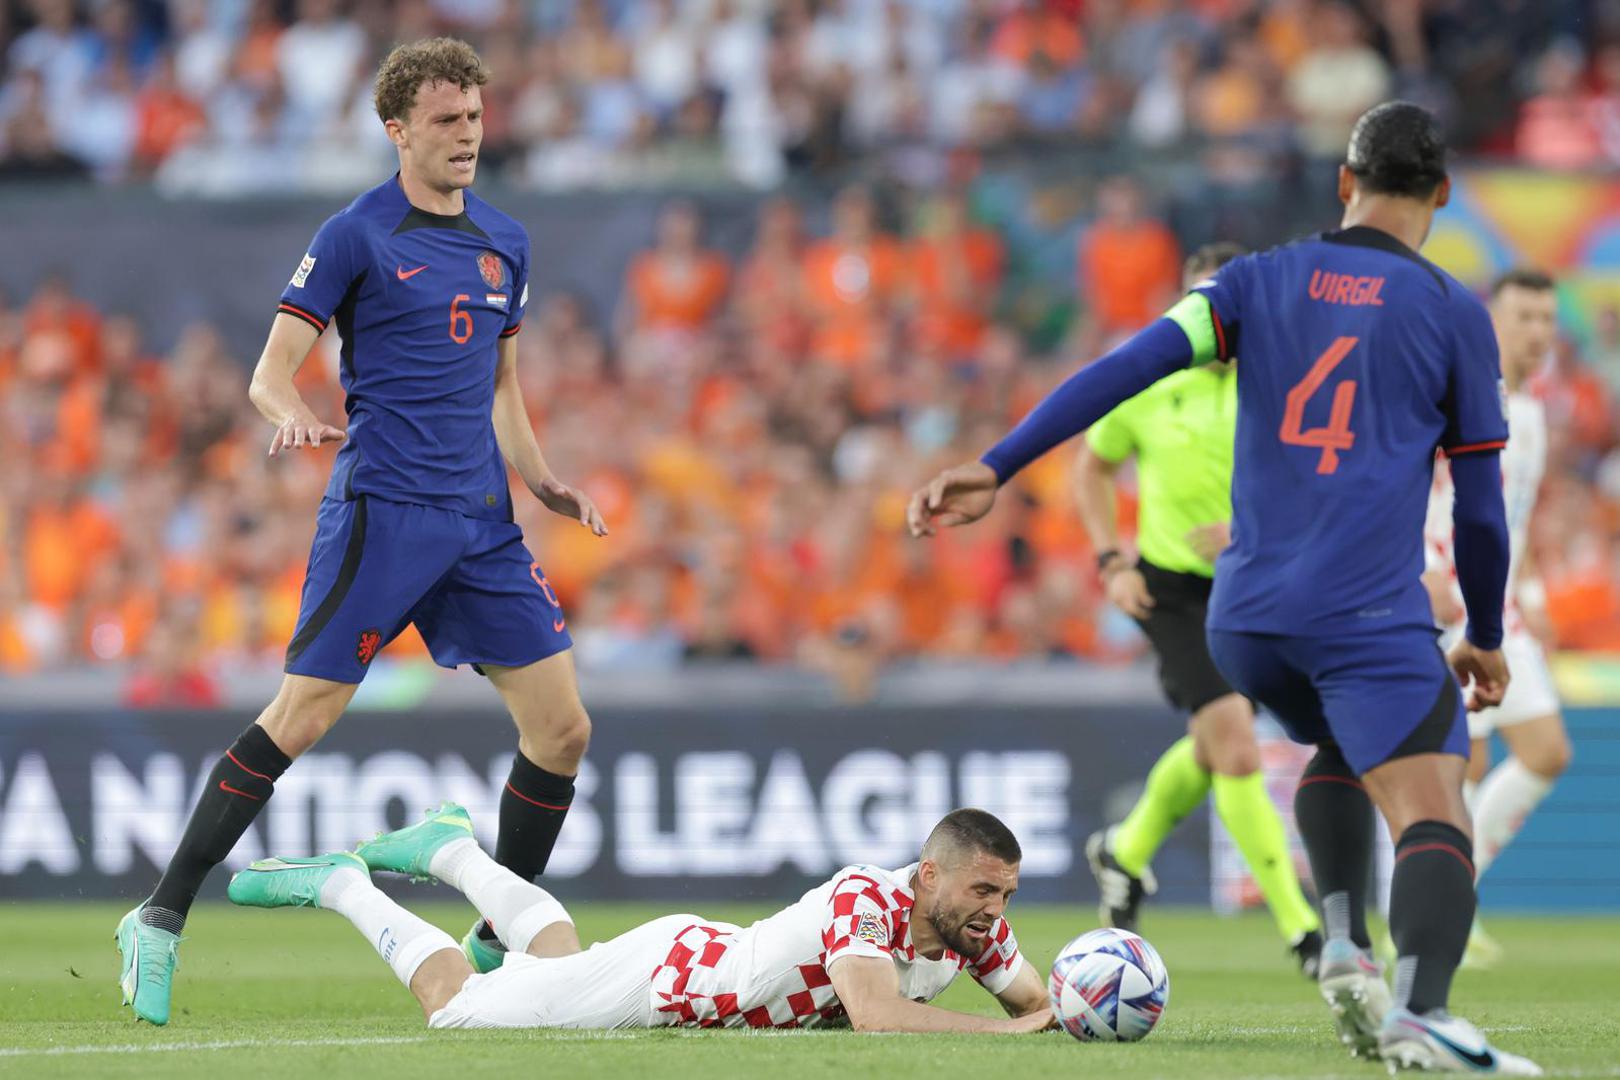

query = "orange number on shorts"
[[449, 294, 474, 344], [1280, 335, 1358, 474], [530, 562, 560, 608]]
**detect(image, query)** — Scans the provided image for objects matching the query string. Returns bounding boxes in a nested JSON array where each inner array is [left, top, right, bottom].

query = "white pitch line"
[[0, 1036, 430, 1058]]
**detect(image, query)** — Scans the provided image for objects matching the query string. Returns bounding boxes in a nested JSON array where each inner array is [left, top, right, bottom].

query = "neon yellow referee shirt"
[[1085, 363, 1236, 578]]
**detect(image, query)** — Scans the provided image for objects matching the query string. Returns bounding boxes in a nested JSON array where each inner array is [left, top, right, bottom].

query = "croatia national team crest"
[[476, 250, 505, 290]]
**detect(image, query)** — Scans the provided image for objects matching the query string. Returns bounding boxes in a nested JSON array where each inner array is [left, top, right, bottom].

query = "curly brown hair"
[[373, 37, 489, 124]]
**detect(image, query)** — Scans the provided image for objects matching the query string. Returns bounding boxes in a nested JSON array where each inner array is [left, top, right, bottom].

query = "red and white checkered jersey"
[[1425, 391, 1547, 634], [647, 863, 1024, 1029]]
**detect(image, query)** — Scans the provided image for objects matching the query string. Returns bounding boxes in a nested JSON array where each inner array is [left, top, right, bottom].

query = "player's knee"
[[1522, 731, 1573, 780], [1191, 696, 1259, 775], [517, 700, 591, 770]]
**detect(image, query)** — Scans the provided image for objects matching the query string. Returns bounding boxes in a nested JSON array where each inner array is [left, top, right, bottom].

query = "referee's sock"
[[1112, 736, 1212, 877], [1293, 742, 1374, 949], [144, 724, 293, 932], [1212, 770, 1320, 942]]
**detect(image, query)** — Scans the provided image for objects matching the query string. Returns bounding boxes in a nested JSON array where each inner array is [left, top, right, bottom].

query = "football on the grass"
[[1048, 928, 1169, 1042]]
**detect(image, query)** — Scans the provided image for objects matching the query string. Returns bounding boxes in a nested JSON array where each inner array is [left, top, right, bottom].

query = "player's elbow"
[[844, 999, 892, 1033]]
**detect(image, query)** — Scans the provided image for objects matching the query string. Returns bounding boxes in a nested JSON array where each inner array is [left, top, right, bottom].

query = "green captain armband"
[[1164, 292, 1226, 367]]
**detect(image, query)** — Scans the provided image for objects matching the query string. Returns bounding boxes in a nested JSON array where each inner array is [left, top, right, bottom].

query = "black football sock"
[[144, 724, 292, 928], [1389, 820, 1475, 1015], [495, 750, 575, 882], [1293, 742, 1375, 949], [478, 751, 576, 944]]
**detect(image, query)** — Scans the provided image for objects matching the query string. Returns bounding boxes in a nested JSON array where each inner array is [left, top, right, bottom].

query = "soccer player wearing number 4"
[[1077, 243, 1323, 977], [910, 102, 1540, 1073], [227, 805, 1054, 1034], [116, 38, 607, 1025]]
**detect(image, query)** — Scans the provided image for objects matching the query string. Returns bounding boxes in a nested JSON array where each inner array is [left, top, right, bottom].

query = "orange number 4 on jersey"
[[1280, 335, 1358, 474]]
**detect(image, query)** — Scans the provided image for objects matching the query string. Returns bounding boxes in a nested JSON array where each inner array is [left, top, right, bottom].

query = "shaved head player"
[[226, 806, 1054, 1035], [117, 38, 605, 1024]]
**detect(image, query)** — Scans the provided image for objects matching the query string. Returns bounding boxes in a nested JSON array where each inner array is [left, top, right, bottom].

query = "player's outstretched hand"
[[1104, 565, 1155, 620], [1447, 638, 1511, 712], [268, 412, 346, 457], [1008, 1005, 1059, 1034], [907, 461, 999, 538], [536, 477, 608, 536]]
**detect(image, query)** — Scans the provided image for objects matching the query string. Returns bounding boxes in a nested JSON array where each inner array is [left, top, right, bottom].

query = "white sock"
[[429, 837, 573, 955], [321, 868, 459, 988], [1472, 757, 1554, 881]]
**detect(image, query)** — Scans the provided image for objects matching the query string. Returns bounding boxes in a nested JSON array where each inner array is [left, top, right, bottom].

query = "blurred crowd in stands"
[[0, 0, 1613, 191], [3, 173, 1620, 704]]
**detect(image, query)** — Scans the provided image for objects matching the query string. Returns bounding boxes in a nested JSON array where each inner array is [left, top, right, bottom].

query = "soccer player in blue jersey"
[[909, 103, 1540, 1074], [116, 38, 606, 1025]]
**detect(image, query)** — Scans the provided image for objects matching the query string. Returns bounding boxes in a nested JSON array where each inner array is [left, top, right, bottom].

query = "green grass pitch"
[[2, 902, 1616, 1079]]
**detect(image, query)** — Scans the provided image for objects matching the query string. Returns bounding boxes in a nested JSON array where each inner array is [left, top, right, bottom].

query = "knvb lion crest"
[[356, 628, 382, 666], [476, 250, 505, 290]]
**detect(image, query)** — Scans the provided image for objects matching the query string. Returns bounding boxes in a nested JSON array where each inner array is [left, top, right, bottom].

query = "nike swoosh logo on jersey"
[[396, 264, 428, 280], [553, 618, 567, 633]]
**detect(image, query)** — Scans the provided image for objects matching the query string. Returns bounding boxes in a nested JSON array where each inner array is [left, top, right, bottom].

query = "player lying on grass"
[[228, 804, 1056, 1033], [1075, 242, 1322, 975]]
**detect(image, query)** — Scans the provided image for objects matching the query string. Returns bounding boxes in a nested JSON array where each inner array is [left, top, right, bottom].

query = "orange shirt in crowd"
[[1079, 218, 1181, 333], [24, 500, 120, 609], [627, 252, 730, 332], [801, 238, 907, 367], [910, 229, 1003, 358], [991, 10, 1084, 67], [24, 300, 101, 376], [133, 86, 207, 166]]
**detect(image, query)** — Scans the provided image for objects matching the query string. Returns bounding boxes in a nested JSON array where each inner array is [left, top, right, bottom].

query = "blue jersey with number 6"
[[278, 174, 530, 521], [1176, 225, 1508, 638]]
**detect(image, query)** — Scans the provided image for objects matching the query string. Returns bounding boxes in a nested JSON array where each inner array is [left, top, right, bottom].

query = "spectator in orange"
[[735, 196, 810, 353], [1077, 175, 1180, 338], [909, 191, 1003, 361], [23, 275, 102, 376], [991, 0, 1083, 69], [22, 473, 120, 611], [132, 52, 208, 172], [801, 185, 907, 368], [622, 200, 731, 336]]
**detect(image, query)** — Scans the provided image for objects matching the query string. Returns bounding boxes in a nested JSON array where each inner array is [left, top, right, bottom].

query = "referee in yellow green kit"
[[1075, 242, 1323, 976]]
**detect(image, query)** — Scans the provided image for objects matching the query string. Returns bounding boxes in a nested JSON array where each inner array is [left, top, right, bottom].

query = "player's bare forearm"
[[251, 312, 345, 455], [994, 961, 1051, 1019], [248, 313, 321, 424], [1072, 443, 1123, 554], [490, 343, 554, 492], [829, 956, 1051, 1034], [492, 339, 607, 534]]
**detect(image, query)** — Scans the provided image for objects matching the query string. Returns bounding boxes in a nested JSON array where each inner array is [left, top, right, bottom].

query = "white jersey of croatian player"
[[647, 863, 1024, 1028], [1424, 390, 1547, 632]]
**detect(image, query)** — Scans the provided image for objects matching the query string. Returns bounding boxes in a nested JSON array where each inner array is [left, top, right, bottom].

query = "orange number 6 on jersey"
[[449, 294, 474, 344], [1280, 335, 1358, 474]]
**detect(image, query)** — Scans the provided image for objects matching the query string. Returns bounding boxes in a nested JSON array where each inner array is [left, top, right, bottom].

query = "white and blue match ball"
[[1048, 928, 1169, 1043]]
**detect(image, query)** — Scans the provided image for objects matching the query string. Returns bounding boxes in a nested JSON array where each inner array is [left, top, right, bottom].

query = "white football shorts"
[[429, 913, 698, 1030], [1441, 624, 1561, 738]]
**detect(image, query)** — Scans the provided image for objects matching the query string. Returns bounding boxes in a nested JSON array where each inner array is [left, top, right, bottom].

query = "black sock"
[[1390, 820, 1475, 1015], [495, 750, 575, 883], [1293, 742, 1375, 949], [145, 725, 292, 926]]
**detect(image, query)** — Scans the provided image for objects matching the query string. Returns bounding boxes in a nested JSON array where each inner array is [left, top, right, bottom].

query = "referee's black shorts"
[[1133, 559, 1238, 714]]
